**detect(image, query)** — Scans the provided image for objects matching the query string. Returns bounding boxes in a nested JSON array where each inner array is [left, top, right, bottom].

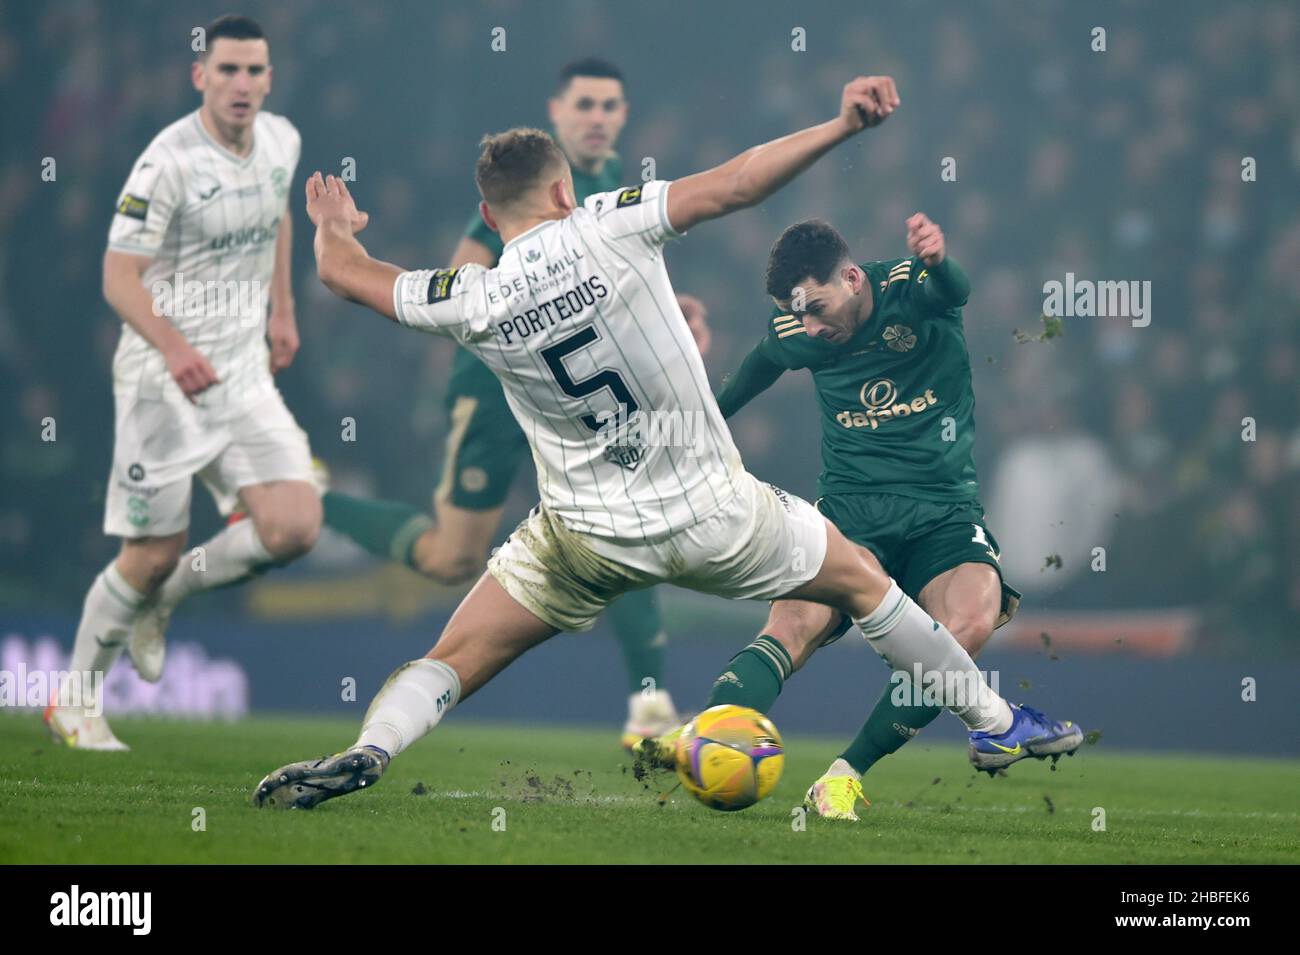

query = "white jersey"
[[394, 180, 745, 541], [107, 109, 300, 416]]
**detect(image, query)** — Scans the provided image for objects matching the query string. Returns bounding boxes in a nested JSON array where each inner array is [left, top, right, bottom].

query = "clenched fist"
[[165, 341, 219, 401], [268, 307, 300, 373], [907, 213, 945, 267], [840, 76, 900, 133]]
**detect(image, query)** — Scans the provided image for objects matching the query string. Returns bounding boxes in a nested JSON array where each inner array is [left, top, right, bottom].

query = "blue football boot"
[[969, 703, 1083, 775]]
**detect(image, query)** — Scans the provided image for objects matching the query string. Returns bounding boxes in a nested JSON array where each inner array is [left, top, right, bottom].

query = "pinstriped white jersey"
[[394, 180, 745, 540], [107, 110, 299, 416]]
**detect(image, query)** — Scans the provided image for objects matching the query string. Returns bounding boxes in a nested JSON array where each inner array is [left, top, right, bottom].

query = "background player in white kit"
[[254, 74, 1080, 808], [46, 16, 321, 750]]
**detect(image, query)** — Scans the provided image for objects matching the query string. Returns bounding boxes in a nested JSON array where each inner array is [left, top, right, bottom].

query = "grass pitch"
[[2, 715, 1296, 864]]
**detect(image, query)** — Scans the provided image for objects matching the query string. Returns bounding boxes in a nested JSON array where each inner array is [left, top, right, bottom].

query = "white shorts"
[[103, 387, 313, 538], [487, 471, 828, 632]]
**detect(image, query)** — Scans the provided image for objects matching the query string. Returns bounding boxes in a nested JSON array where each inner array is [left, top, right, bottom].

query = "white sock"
[[356, 658, 461, 757], [158, 519, 273, 607], [825, 757, 860, 780], [854, 581, 1013, 734], [67, 563, 148, 712]]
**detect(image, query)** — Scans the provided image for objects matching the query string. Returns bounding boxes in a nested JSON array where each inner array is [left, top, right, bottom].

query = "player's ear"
[[480, 200, 500, 235], [551, 178, 575, 214], [191, 59, 205, 93], [844, 263, 864, 294]]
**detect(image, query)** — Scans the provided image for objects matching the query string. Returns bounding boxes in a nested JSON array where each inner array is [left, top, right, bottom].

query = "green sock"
[[840, 682, 944, 775], [606, 588, 666, 695], [705, 636, 793, 713], [322, 491, 433, 569]]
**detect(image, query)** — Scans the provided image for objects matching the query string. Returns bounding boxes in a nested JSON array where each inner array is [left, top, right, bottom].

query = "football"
[[674, 705, 785, 811]]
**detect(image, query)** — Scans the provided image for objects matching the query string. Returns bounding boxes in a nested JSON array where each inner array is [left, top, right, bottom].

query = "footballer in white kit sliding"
[[46, 16, 321, 750], [255, 75, 1020, 809]]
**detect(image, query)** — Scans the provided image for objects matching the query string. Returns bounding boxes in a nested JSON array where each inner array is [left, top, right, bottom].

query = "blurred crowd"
[[1, 1, 1296, 651]]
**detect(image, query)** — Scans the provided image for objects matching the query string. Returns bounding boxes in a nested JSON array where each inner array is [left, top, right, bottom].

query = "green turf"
[[2, 715, 1297, 864]]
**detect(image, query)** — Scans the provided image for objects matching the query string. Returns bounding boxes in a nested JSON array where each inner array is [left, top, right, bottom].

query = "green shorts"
[[815, 492, 1021, 644], [437, 349, 530, 510]]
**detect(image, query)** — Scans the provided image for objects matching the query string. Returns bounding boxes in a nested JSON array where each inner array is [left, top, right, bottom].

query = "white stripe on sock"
[[750, 639, 791, 681], [102, 562, 147, 609]]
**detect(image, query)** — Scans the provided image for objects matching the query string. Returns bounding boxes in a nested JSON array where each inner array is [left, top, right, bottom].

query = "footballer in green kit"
[[321, 59, 711, 748], [709, 214, 1028, 820]]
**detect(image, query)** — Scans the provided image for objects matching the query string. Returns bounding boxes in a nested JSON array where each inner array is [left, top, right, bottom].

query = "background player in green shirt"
[[322, 59, 711, 748], [696, 215, 1078, 820]]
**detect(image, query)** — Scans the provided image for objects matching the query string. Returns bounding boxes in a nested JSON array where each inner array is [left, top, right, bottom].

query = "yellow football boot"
[[630, 721, 687, 773], [803, 773, 869, 821]]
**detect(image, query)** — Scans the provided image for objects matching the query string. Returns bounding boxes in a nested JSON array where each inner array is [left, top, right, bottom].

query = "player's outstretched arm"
[[715, 337, 787, 418], [666, 76, 898, 234], [906, 212, 970, 309], [307, 173, 403, 321]]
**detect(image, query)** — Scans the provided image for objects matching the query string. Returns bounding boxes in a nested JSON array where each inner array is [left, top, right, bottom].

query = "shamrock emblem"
[[883, 324, 917, 351]]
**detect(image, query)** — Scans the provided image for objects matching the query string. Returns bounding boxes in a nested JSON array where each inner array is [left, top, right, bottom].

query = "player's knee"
[[256, 517, 319, 561], [141, 553, 181, 589], [414, 546, 480, 586], [834, 542, 890, 619], [123, 542, 183, 591], [942, 611, 996, 655]]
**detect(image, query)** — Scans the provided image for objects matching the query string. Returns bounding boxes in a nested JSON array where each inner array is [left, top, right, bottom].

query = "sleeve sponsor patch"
[[426, 267, 460, 304], [615, 187, 643, 208], [116, 194, 149, 221]]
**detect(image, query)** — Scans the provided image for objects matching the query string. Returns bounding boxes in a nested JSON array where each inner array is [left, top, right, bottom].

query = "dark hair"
[[765, 219, 851, 300], [556, 58, 625, 93], [475, 127, 567, 208], [200, 15, 267, 57]]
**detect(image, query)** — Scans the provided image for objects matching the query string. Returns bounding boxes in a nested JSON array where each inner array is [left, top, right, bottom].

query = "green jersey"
[[451, 152, 626, 384], [716, 256, 980, 502]]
